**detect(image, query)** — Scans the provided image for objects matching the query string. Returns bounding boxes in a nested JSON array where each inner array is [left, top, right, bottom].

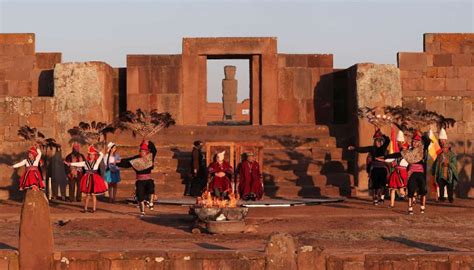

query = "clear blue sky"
[[1, 0, 472, 101]]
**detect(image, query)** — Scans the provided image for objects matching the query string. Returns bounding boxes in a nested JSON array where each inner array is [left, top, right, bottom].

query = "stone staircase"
[[107, 125, 355, 199]]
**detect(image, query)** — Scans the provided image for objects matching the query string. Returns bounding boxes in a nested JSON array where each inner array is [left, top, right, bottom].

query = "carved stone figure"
[[222, 65, 238, 120]]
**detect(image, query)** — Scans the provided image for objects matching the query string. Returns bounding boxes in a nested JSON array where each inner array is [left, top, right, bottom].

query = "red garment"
[[208, 161, 233, 194], [19, 166, 45, 190], [238, 160, 263, 200], [80, 172, 108, 195], [388, 166, 407, 189]]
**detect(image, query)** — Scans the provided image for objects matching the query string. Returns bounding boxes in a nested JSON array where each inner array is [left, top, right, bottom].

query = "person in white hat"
[[387, 130, 409, 208], [431, 128, 458, 203], [104, 142, 121, 203], [207, 150, 233, 198]]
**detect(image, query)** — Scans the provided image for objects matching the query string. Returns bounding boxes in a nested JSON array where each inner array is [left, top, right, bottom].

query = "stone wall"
[[277, 54, 334, 125], [127, 55, 182, 123], [0, 34, 61, 97], [399, 33, 474, 197], [205, 99, 251, 123], [1, 249, 473, 270]]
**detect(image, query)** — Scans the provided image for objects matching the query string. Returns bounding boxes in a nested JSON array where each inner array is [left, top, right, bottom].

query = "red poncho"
[[208, 161, 233, 194], [238, 160, 263, 200]]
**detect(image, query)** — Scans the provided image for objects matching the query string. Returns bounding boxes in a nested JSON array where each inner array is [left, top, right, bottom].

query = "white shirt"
[[70, 152, 104, 170], [13, 148, 42, 168]]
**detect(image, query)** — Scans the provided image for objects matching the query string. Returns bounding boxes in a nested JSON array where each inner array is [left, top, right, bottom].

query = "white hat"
[[396, 130, 405, 142], [439, 128, 448, 140], [107, 142, 116, 150], [217, 151, 225, 161]]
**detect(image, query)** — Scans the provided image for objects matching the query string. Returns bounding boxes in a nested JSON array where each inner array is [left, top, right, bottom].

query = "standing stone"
[[222, 65, 238, 120], [265, 233, 298, 270], [19, 189, 54, 270], [348, 63, 402, 194]]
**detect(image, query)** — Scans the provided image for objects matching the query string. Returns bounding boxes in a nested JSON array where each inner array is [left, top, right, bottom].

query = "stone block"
[[425, 41, 441, 53], [283, 54, 308, 67], [278, 69, 293, 99], [424, 78, 445, 91], [277, 55, 286, 68], [437, 67, 456, 78], [462, 100, 472, 121], [27, 114, 44, 127], [400, 70, 423, 79], [433, 54, 453, 67], [452, 54, 472, 66], [278, 99, 299, 124], [127, 55, 150, 67], [308, 54, 333, 68], [0, 82, 8, 95], [402, 78, 424, 91], [456, 67, 474, 78], [126, 66, 140, 94], [138, 66, 151, 94], [425, 67, 437, 78], [445, 100, 463, 120], [264, 233, 297, 270], [35, 53, 62, 69], [446, 78, 467, 91], [440, 41, 462, 53], [467, 78, 474, 90], [461, 41, 474, 53], [398, 52, 427, 70], [293, 68, 312, 99], [425, 98, 445, 115], [31, 99, 46, 113]]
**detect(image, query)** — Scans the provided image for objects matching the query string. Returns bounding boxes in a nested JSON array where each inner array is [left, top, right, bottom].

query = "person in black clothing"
[[117, 140, 157, 216], [185, 140, 206, 196], [384, 130, 431, 215], [348, 129, 390, 205], [65, 143, 86, 202]]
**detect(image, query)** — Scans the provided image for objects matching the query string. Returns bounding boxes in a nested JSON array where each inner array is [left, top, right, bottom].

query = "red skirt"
[[209, 176, 232, 194], [19, 167, 44, 190], [388, 167, 408, 189], [80, 172, 108, 195]]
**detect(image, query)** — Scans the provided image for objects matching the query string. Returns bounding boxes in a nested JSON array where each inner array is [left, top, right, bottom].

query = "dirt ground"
[[0, 197, 473, 254]]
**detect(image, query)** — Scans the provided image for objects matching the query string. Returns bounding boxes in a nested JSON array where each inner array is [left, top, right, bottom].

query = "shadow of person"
[[0, 152, 27, 201]]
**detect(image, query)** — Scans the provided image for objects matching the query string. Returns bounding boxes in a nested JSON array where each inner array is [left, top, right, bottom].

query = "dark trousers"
[[438, 178, 454, 202], [68, 175, 82, 201]]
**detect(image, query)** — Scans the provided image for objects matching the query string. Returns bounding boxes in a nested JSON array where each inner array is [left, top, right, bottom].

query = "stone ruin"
[[1, 33, 474, 200]]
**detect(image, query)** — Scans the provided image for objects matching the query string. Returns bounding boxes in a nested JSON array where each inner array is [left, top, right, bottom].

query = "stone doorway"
[[206, 58, 251, 125], [181, 37, 278, 126]]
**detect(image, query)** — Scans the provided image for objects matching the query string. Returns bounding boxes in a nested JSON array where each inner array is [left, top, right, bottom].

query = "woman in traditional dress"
[[208, 151, 233, 198], [65, 145, 107, 213], [12, 146, 44, 191], [387, 130, 409, 208], [104, 142, 121, 203]]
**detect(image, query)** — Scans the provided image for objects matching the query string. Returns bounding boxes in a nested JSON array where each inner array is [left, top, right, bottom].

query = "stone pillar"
[[348, 63, 402, 195], [265, 233, 298, 270], [19, 189, 54, 270], [222, 65, 238, 121]]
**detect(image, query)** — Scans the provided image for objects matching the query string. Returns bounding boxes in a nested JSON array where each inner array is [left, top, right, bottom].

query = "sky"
[[1, 0, 472, 102]]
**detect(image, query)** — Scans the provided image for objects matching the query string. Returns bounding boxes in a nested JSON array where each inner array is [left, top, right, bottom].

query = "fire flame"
[[196, 190, 240, 208]]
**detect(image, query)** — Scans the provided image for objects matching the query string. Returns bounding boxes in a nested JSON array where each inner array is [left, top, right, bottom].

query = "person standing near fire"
[[186, 140, 207, 196]]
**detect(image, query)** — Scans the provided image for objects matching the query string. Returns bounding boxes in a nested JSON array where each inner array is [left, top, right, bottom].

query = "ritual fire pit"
[[190, 191, 248, 234]]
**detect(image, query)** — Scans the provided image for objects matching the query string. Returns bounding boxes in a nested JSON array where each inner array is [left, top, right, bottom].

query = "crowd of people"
[[348, 127, 458, 215], [11, 139, 265, 216]]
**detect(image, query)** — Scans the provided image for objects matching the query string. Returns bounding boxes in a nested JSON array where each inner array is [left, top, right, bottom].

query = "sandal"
[[408, 207, 414, 215]]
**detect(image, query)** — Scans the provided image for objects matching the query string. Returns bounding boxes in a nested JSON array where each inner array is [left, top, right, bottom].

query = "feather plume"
[[117, 109, 175, 138], [68, 121, 116, 145]]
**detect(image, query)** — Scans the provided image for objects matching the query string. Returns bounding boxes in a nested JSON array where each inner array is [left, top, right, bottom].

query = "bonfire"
[[196, 190, 239, 208]]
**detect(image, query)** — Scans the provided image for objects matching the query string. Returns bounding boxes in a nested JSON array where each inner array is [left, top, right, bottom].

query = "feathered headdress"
[[67, 121, 116, 145], [117, 109, 175, 138]]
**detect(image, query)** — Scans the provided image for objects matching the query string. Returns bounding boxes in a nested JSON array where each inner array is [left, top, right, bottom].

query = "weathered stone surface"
[[19, 189, 54, 270], [53, 62, 114, 143], [222, 65, 238, 120], [350, 63, 402, 191], [265, 233, 298, 270]]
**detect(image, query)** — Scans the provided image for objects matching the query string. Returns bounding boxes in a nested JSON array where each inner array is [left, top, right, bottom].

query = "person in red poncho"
[[65, 145, 108, 213], [237, 152, 263, 201], [12, 145, 45, 191], [208, 151, 233, 198]]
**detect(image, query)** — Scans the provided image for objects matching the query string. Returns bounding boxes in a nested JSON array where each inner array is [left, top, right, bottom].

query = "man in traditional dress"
[[208, 151, 233, 198], [348, 129, 390, 205], [117, 140, 157, 216], [385, 130, 431, 214], [65, 142, 86, 202], [237, 152, 263, 201], [431, 128, 458, 203], [186, 140, 206, 196]]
